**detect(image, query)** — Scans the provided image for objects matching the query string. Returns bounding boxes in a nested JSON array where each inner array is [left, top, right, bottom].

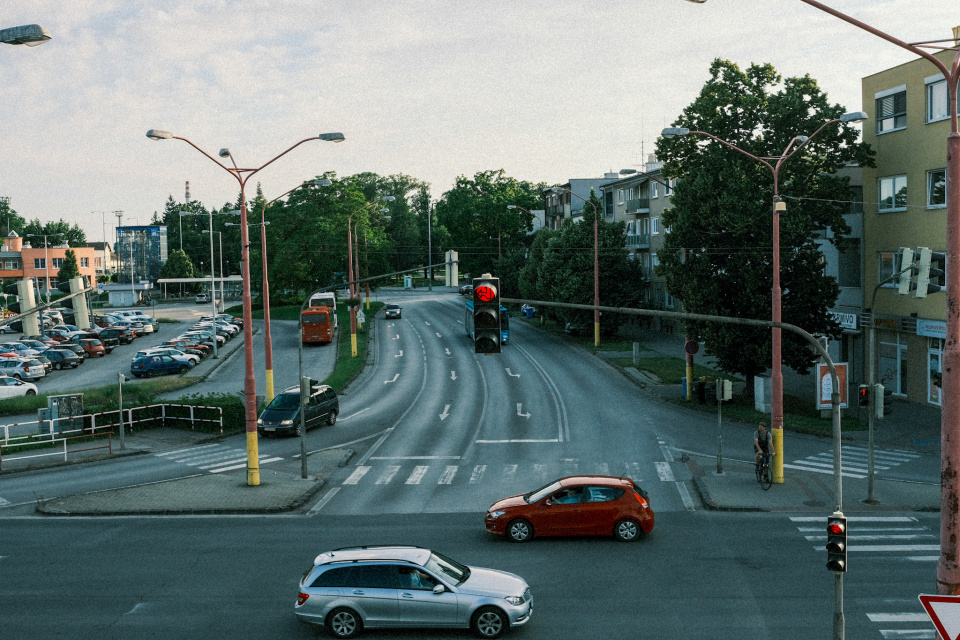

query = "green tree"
[[656, 59, 874, 383], [159, 249, 196, 279], [23, 219, 86, 246], [57, 249, 81, 282], [0, 199, 27, 236]]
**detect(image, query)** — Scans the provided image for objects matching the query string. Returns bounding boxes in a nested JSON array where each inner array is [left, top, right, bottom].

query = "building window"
[[878, 251, 898, 287], [837, 239, 861, 288], [664, 179, 672, 196], [651, 217, 660, 235], [34, 258, 45, 269], [876, 87, 906, 133], [878, 175, 907, 211], [664, 290, 675, 309], [80, 257, 89, 268], [4, 259, 18, 270], [627, 187, 634, 201], [51, 258, 63, 269], [926, 77, 957, 123], [651, 182, 659, 199], [928, 169, 946, 208], [618, 189, 624, 205]]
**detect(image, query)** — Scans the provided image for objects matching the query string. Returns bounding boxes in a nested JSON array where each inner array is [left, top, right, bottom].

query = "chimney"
[[186, 180, 191, 203], [954, 25, 959, 46]]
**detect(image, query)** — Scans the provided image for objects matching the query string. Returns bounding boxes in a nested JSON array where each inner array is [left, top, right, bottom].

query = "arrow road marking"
[[445, 348, 451, 355], [393, 334, 399, 340], [439, 404, 451, 420], [395, 350, 403, 357], [385, 374, 399, 384], [516, 403, 530, 418], [506, 368, 520, 377], [436, 332, 442, 338], [451, 371, 457, 381]]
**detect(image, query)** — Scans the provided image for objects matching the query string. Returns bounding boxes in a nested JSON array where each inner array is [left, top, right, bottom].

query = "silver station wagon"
[[295, 545, 532, 638]]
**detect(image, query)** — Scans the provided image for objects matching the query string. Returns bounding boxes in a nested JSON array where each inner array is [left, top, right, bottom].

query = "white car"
[[132, 348, 200, 366], [196, 293, 209, 303], [0, 374, 37, 398]]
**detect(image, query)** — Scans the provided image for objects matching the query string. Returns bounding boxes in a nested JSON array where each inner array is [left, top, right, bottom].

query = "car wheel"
[[145, 369, 156, 378], [294, 422, 302, 437], [13, 374, 22, 380], [178, 365, 188, 374], [471, 606, 507, 639], [326, 607, 361, 639], [25, 389, 36, 396], [614, 518, 640, 542], [506, 518, 533, 543], [54, 362, 63, 370], [327, 410, 338, 426]]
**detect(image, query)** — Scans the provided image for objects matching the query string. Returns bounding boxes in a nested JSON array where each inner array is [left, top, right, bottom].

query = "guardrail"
[[0, 432, 112, 470]]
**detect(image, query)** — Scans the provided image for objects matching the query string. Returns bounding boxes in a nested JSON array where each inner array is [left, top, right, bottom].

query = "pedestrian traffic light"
[[873, 383, 885, 419], [826, 513, 847, 572], [858, 384, 870, 408], [896, 247, 914, 295], [472, 274, 501, 354]]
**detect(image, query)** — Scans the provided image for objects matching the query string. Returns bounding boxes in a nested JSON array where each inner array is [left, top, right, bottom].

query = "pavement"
[[2, 290, 944, 516]]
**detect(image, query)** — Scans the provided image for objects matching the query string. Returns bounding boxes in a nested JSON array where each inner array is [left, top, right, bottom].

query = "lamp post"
[[26, 233, 65, 305], [543, 186, 601, 346], [661, 112, 866, 485], [202, 229, 223, 331], [347, 197, 393, 357], [0, 24, 51, 46], [146, 128, 345, 487], [182, 209, 224, 358], [249, 179, 331, 403]]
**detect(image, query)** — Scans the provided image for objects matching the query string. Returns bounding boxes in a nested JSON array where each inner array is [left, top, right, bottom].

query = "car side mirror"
[[544, 499, 552, 506], [432, 584, 445, 595]]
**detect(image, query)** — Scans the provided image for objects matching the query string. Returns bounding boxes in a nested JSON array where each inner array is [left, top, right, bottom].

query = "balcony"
[[626, 233, 650, 249], [625, 198, 650, 215]]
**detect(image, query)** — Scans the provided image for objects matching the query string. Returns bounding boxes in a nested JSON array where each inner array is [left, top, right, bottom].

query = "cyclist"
[[754, 422, 775, 468]]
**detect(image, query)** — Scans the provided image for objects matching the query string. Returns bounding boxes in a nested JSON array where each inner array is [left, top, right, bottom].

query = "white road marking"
[[405, 466, 429, 484], [506, 368, 520, 377], [376, 466, 400, 484], [437, 466, 457, 484], [516, 403, 530, 418], [450, 371, 457, 380], [439, 405, 451, 421], [655, 461, 675, 482], [343, 466, 371, 485], [469, 465, 487, 484], [384, 374, 399, 384]]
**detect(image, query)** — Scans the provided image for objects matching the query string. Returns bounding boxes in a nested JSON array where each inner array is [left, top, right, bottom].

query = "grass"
[[611, 356, 731, 385]]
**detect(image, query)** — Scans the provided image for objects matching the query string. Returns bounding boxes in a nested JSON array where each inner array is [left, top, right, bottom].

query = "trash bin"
[[681, 378, 687, 398], [524, 306, 534, 319]]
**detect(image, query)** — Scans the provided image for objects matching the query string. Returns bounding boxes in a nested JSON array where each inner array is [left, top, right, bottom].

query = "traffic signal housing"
[[472, 274, 501, 354], [826, 513, 847, 572], [858, 384, 870, 408]]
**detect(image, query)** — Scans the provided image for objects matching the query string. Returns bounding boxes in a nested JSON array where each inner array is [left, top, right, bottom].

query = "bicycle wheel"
[[755, 461, 762, 483], [761, 464, 773, 490]]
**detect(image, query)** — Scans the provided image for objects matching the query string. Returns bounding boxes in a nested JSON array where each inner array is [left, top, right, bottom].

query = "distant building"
[[84, 241, 119, 277], [0, 231, 96, 296], [542, 174, 620, 229], [115, 225, 168, 284]]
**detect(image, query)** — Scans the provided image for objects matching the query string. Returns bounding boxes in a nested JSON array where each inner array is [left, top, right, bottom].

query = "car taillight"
[[296, 592, 309, 606], [634, 492, 648, 506]]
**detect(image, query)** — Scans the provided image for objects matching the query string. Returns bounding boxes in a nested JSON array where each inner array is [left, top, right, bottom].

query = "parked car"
[[77, 338, 107, 358], [0, 357, 46, 381], [384, 304, 402, 319], [34, 354, 53, 373], [130, 354, 192, 378], [99, 327, 135, 345], [195, 292, 209, 303], [257, 382, 338, 437], [485, 475, 655, 543], [458, 283, 474, 296], [133, 347, 199, 366], [0, 374, 37, 398], [163, 338, 210, 357], [0, 342, 41, 358], [44, 348, 82, 370], [294, 545, 533, 638], [111, 320, 145, 337], [56, 343, 87, 361], [18, 339, 51, 352], [43, 329, 71, 343]]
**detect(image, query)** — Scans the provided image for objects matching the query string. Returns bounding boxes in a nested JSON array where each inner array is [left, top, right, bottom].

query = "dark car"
[[99, 327, 135, 345], [57, 342, 87, 361], [384, 303, 402, 319], [485, 475, 655, 543], [257, 382, 338, 437], [130, 354, 192, 378], [45, 348, 82, 370], [458, 283, 473, 296]]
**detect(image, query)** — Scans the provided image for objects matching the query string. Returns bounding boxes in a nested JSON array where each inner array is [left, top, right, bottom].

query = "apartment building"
[[543, 174, 619, 230], [0, 231, 97, 295], [862, 49, 956, 406]]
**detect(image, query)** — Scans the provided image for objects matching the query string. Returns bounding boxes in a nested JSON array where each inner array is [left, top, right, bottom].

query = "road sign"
[[684, 340, 699, 355], [919, 594, 960, 640]]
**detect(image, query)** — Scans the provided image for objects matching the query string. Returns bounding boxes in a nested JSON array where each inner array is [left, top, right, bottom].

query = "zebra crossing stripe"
[[655, 461, 675, 482], [405, 466, 429, 484], [209, 456, 284, 473], [376, 466, 400, 484], [343, 466, 370, 485], [878, 631, 934, 639], [438, 466, 457, 485], [469, 465, 486, 484]]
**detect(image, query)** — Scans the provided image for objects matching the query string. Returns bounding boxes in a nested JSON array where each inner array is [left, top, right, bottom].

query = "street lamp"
[[147, 128, 345, 487], [543, 186, 601, 346], [661, 111, 866, 486], [0, 24, 51, 46], [202, 229, 224, 329], [26, 233, 65, 305], [249, 178, 331, 403], [347, 197, 393, 357]]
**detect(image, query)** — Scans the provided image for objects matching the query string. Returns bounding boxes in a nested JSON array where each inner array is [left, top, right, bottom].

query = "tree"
[[159, 249, 196, 280], [57, 249, 81, 282], [23, 219, 86, 246], [656, 59, 874, 383], [0, 199, 27, 237]]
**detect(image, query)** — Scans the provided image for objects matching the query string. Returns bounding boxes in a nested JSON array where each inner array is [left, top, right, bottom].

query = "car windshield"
[[423, 551, 470, 586], [525, 480, 563, 503], [266, 393, 300, 411]]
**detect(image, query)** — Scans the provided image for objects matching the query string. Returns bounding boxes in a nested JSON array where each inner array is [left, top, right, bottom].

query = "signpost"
[[919, 594, 960, 640]]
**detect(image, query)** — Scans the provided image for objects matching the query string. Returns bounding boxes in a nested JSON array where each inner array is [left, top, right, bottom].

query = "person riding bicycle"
[[754, 423, 775, 466]]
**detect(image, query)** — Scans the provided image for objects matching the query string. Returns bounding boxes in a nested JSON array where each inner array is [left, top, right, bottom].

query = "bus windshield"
[[302, 312, 329, 325]]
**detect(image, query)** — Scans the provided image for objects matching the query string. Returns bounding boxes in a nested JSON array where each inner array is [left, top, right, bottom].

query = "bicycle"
[[755, 453, 772, 490]]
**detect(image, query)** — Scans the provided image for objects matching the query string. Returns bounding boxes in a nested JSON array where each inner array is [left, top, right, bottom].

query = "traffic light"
[[57, 281, 72, 293], [858, 384, 870, 408], [896, 247, 914, 295], [3, 283, 19, 295], [472, 274, 501, 354], [826, 513, 847, 572], [915, 247, 945, 298], [873, 383, 885, 419]]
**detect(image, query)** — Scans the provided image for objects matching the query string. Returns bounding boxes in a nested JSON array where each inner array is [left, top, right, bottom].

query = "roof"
[[559, 475, 634, 487], [313, 545, 431, 567]]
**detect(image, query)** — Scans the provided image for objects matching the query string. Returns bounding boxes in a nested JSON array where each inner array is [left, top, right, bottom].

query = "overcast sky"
[[1, 1, 956, 243]]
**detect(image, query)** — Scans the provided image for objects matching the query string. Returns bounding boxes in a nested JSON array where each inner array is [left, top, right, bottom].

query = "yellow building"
[[861, 49, 955, 406]]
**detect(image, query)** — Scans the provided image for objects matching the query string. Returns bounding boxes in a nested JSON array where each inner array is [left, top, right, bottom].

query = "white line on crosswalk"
[[376, 466, 400, 484], [209, 457, 283, 473], [469, 465, 486, 484], [868, 613, 930, 622], [154, 443, 223, 457], [438, 466, 457, 485], [879, 630, 934, 639], [405, 466, 429, 484], [655, 461, 675, 482], [343, 466, 371, 485]]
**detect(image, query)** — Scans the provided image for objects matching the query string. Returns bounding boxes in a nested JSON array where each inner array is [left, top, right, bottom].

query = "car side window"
[[357, 564, 398, 589], [550, 486, 584, 504], [586, 487, 624, 503], [311, 566, 353, 588], [397, 566, 439, 591]]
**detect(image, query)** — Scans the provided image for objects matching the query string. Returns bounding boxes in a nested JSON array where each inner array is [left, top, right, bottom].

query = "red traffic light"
[[475, 284, 497, 302], [827, 522, 845, 535]]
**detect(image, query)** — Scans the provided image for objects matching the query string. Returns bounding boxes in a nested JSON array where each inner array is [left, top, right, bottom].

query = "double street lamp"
[[347, 197, 393, 357], [146, 129, 345, 487], [661, 111, 867, 484]]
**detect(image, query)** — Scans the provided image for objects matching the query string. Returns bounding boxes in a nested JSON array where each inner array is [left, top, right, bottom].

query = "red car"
[[485, 475, 655, 543]]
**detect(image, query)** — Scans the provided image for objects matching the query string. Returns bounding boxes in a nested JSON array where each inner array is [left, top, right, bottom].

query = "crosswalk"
[[155, 443, 284, 474], [790, 515, 938, 638], [785, 445, 920, 479], [341, 460, 649, 487]]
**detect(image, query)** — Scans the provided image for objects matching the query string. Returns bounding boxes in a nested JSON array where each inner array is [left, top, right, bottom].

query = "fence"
[[0, 403, 223, 469], [0, 432, 113, 471]]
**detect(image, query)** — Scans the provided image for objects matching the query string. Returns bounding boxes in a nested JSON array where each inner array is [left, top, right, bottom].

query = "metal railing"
[[0, 432, 113, 470]]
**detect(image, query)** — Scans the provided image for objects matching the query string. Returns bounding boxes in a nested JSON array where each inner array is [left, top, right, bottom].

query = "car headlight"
[[280, 419, 293, 425], [488, 510, 506, 519], [257, 419, 263, 425], [504, 595, 524, 606]]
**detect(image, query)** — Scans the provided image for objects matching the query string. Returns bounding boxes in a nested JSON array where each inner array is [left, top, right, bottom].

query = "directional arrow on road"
[[516, 403, 530, 418], [395, 350, 403, 357], [506, 369, 520, 378], [384, 374, 399, 384], [439, 404, 451, 420], [435, 332, 442, 338], [451, 371, 457, 381], [445, 348, 451, 355]]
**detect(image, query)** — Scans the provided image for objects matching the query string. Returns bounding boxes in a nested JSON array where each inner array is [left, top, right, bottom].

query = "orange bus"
[[301, 306, 335, 344]]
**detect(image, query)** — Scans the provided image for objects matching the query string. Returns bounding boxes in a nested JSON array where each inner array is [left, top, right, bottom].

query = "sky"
[[1, 0, 957, 244]]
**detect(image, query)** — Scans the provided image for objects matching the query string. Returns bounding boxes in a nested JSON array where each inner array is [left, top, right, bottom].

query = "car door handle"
[[401, 593, 414, 598], [351, 590, 365, 595]]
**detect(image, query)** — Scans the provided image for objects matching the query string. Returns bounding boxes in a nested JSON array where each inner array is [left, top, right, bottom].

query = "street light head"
[[506, 205, 517, 210], [146, 129, 173, 140], [840, 111, 868, 123], [378, 208, 390, 213], [0, 24, 52, 46], [381, 196, 396, 202], [684, 0, 707, 3], [661, 127, 690, 138], [218, 148, 231, 158], [619, 169, 638, 175], [319, 132, 346, 143], [795, 136, 809, 144], [314, 179, 333, 187]]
